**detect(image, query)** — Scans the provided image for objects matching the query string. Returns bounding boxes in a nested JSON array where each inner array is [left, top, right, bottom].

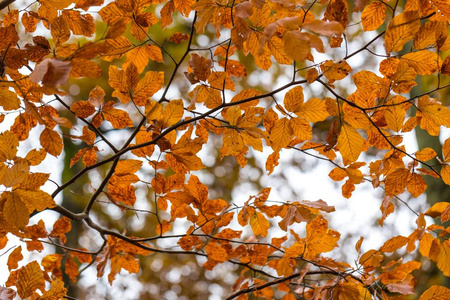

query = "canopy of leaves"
[[0, 0, 450, 298]]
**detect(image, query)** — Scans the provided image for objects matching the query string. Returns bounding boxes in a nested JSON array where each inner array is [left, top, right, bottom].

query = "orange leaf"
[[270, 118, 293, 151], [384, 11, 420, 54], [419, 285, 450, 300], [16, 261, 44, 299], [406, 172, 427, 197], [40, 128, 63, 156], [205, 242, 228, 262], [380, 235, 408, 252], [4, 193, 29, 229], [7, 246, 23, 271], [361, 1, 386, 31]]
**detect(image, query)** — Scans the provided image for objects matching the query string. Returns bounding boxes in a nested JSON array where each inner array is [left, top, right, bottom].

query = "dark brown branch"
[[0, 0, 15, 10]]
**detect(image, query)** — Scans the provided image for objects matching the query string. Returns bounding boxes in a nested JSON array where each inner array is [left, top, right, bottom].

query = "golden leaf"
[[385, 96, 406, 132], [283, 31, 310, 62], [337, 124, 364, 163], [385, 11, 420, 54], [16, 261, 44, 299], [62, 10, 95, 36], [40, 128, 63, 156], [420, 285, 450, 300], [161, 99, 184, 128], [406, 172, 427, 197], [0, 131, 18, 160], [270, 118, 293, 151], [0, 89, 20, 111], [133, 71, 164, 106], [401, 50, 442, 75], [250, 211, 270, 237], [380, 235, 408, 252], [4, 193, 29, 229], [284, 86, 304, 113], [205, 242, 228, 262], [71, 100, 96, 118], [361, 1, 386, 31]]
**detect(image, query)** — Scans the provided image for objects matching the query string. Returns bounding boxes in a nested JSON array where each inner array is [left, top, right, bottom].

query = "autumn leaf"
[[337, 124, 365, 163], [250, 211, 270, 237], [16, 261, 45, 299], [29, 59, 72, 88], [361, 1, 386, 31], [385, 11, 420, 54], [420, 285, 450, 300]]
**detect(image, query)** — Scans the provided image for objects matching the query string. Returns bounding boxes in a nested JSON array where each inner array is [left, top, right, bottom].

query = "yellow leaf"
[[385, 11, 420, 54], [250, 211, 270, 237], [432, 239, 450, 276], [0, 131, 18, 160], [296, 98, 329, 122], [441, 165, 450, 185], [329, 167, 347, 181], [361, 1, 386, 31], [305, 215, 340, 258], [413, 21, 446, 49], [268, 37, 291, 65], [17, 261, 44, 299], [7, 246, 23, 271], [320, 60, 352, 83], [276, 257, 293, 277], [417, 96, 450, 133], [283, 31, 310, 62], [270, 118, 293, 151], [25, 149, 47, 166], [133, 71, 164, 106], [109, 65, 129, 103], [425, 202, 450, 218], [385, 168, 409, 196], [443, 137, 450, 162], [384, 96, 406, 132], [115, 159, 143, 175], [71, 100, 96, 118], [420, 286, 450, 300], [40, 128, 63, 156], [415, 148, 437, 161], [146, 45, 163, 63], [290, 117, 312, 141], [173, 0, 194, 16], [123, 46, 150, 74], [284, 86, 304, 113], [406, 173, 427, 197], [2, 158, 29, 187], [401, 50, 442, 75], [380, 235, 408, 252], [4, 193, 29, 229], [70, 58, 102, 78], [161, 99, 184, 128], [230, 89, 261, 109], [337, 124, 364, 163], [14, 189, 56, 212], [0, 89, 20, 110]]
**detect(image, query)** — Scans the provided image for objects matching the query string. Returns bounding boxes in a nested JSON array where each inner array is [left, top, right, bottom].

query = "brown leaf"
[[29, 59, 72, 88]]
